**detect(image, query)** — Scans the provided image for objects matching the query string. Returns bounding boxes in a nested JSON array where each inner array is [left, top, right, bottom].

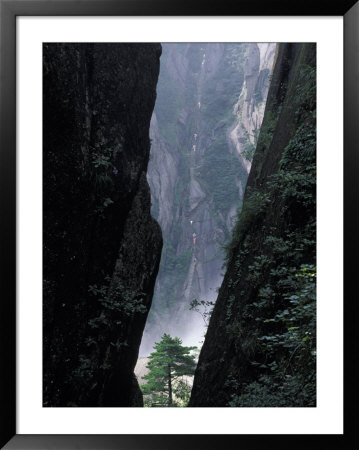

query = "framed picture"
[[1, 0, 357, 448]]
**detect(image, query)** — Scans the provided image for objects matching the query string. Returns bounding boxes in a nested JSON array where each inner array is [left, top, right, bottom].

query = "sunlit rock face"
[[230, 43, 277, 174], [142, 43, 275, 355], [43, 43, 162, 407]]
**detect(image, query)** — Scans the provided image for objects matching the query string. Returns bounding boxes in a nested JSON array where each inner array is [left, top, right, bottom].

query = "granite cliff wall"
[[190, 43, 316, 407], [142, 43, 275, 354], [43, 43, 162, 406]]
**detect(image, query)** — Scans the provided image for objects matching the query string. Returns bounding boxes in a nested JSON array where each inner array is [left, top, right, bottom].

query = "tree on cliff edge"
[[141, 334, 197, 407]]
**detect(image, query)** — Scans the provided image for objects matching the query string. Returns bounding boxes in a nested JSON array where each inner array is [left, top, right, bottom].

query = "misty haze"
[[140, 43, 276, 356]]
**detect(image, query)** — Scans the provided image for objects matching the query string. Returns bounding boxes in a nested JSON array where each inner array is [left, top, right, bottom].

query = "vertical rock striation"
[[190, 43, 316, 407], [229, 43, 276, 174], [43, 43, 162, 406], [142, 44, 275, 355]]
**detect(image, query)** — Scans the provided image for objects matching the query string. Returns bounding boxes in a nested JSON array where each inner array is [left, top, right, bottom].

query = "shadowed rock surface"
[[43, 43, 162, 406], [190, 43, 316, 407]]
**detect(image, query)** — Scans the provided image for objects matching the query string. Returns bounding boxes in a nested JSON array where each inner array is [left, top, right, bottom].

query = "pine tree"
[[141, 333, 197, 407]]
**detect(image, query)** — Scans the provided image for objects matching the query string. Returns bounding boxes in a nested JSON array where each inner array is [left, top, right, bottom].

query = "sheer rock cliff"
[[142, 43, 275, 355], [43, 43, 162, 406], [189, 43, 316, 407]]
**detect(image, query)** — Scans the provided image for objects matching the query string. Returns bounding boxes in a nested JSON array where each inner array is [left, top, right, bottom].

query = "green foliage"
[[198, 134, 245, 213], [189, 298, 215, 327], [196, 43, 249, 212], [230, 265, 316, 407], [293, 63, 316, 121], [201, 44, 246, 129], [229, 373, 315, 407], [92, 152, 112, 169], [225, 188, 271, 261], [240, 125, 257, 162], [87, 142, 121, 217], [141, 333, 197, 407], [242, 140, 256, 162], [88, 278, 147, 322], [72, 277, 147, 390], [224, 44, 248, 73], [257, 109, 280, 151], [222, 49, 316, 407]]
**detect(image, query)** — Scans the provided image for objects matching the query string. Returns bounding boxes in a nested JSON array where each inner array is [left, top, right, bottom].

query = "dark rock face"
[[43, 43, 162, 406], [189, 43, 316, 407]]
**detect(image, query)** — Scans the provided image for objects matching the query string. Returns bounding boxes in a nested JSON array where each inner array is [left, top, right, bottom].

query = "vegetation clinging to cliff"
[[189, 43, 316, 408], [227, 50, 316, 406]]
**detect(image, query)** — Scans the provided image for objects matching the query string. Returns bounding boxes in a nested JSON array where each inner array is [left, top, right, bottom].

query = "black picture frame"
[[1, 1, 357, 448]]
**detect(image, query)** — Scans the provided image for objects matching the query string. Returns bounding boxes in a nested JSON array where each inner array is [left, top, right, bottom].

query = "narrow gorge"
[[142, 43, 276, 355]]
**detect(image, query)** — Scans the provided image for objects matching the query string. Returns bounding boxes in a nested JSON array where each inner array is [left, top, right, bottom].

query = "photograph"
[[43, 42, 316, 408], [1, 1, 356, 447]]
